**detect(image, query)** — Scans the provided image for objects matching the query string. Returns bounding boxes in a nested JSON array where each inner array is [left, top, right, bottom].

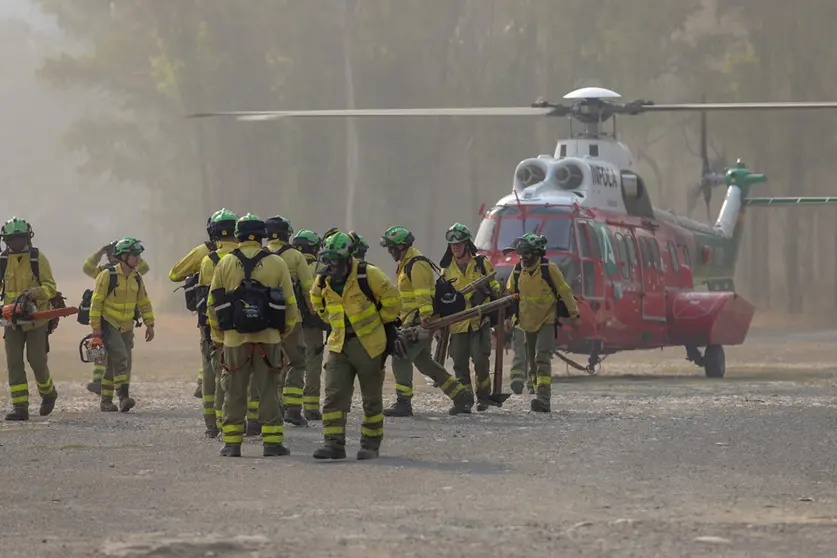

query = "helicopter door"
[[574, 221, 605, 300], [637, 235, 666, 323]]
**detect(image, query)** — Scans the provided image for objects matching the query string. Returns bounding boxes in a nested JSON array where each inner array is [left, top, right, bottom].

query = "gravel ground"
[[1, 318, 836, 557]]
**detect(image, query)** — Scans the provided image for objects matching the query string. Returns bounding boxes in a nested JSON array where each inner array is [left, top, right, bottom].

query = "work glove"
[[384, 321, 398, 356]]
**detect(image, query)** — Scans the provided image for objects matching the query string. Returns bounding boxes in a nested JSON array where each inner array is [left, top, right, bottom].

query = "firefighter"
[[379, 226, 474, 417], [309, 232, 401, 460], [439, 223, 501, 411], [292, 229, 330, 420], [169, 212, 224, 399], [196, 209, 239, 439], [90, 238, 155, 413], [82, 241, 150, 396], [265, 216, 312, 426], [208, 214, 300, 458], [504, 233, 579, 413], [1, 217, 59, 421]]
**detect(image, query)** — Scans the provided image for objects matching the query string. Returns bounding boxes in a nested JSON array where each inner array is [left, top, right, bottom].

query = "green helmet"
[[265, 216, 293, 240], [322, 227, 341, 242], [292, 229, 322, 252], [235, 213, 266, 241], [210, 208, 238, 238], [319, 231, 353, 264], [445, 223, 472, 244], [0, 217, 33, 239], [380, 226, 414, 248], [113, 237, 145, 257], [508, 232, 547, 254], [347, 231, 368, 258]]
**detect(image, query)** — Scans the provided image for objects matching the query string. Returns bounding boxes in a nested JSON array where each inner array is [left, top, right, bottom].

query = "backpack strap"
[[204, 240, 217, 251], [356, 261, 381, 310], [0, 250, 7, 298], [232, 249, 270, 281], [474, 254, 487, 277], [103, 265, 119, 296], [539, 257, 559, 301], [404, 255, 440, 281], [209, 251, 221, 265], [29, 248, 40, 283], [270, 244, 293, 258], [511, 261, 522, 293]]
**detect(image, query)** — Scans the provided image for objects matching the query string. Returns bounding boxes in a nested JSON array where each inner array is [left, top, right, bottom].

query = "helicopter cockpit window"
[[649, 238, 662, 270], [576, 223, 592, 258], [474, 218, 496, 252], [527, 206, 573, 215], [495, 215, 538, 252], [540, 218, 573, 251]]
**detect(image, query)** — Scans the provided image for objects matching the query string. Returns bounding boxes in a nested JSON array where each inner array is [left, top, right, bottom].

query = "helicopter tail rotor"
[[687, 102, 726, 219]]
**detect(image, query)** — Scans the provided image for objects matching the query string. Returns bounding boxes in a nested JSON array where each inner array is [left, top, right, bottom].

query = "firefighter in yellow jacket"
[[83, 240, 150, 396], [440, 223, 501, 411], [169, 211, 225, 399], [504, 233, 579, 413], [208, 214, 300, 458], [310, 232, 401, 460], [195, 209, 239, 438], [265, 216, 312, 426], [380, 226, 474, 417], [1, 217, 59, 421], [90, 238, 155, 413]]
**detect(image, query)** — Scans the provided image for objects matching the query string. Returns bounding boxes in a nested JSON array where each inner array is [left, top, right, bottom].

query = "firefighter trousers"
[[449, 325, 492, 401], [101, 323, 134, 402], [391, 335, 465, 402], [199, 327, 217, 430], [280, 328, 312, 412], [221, 343, 284, 447], [525, 325, 555, 403], [4, 325, 55, 409], [509, 327, 533, 392], [322, 337, 384, 449]]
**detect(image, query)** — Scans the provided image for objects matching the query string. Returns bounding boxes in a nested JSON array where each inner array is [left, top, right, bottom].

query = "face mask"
[[520, 252, 538, 267], [324, 259, 350, 280], [387, 245, 403, 262]]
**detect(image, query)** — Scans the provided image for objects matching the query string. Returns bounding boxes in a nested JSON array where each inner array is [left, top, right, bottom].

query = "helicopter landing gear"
[[553, 341, 604, 375], [685, 344, 725, 378]]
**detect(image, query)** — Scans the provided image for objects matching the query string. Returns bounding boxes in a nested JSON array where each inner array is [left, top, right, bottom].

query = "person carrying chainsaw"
[[265, 216, 314, 426], [504, 233, 579, 413], [195, 209, 239, 439], [169, 211, 227, 400], [208, 214, 300, 458], [82, 240, 150, 396], [90, 238, 155, 413], [380, 226, 474, 417], [1, 217, 60, 420], [440, 223, 501, 412], [309, 231, 401, 460]]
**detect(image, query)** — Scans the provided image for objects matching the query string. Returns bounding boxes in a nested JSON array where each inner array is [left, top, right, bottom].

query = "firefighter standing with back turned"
[[439, 223, 501, 412], [504, 233, 579, 413], [265, 216, 313, 426], [208, 214, 300, 457], [82, 240, 150, 396], [195, 209, 239, 438], [380, 226, 474, 417], [1, 217, 59, 421], [309, 232, 401, 460], [90, 238, 155, 413]]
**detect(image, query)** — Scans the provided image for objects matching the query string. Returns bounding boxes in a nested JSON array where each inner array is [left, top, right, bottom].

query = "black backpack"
[[1, 248, 67, 333], [77, 266, 144, 327], [269, 244, 314, 323], [212, 249, 287, 334], [436, 255, 495, 321], [181, 240, 216, 311], [195, 251, 222, 326], [510, 257, 571, 322]]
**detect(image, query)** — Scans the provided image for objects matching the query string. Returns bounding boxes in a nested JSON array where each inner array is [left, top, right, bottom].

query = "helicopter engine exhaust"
[[553, 162, 584, 190], [515, 163, 547, 188]]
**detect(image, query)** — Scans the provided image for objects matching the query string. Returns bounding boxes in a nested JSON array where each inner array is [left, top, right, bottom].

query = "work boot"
[[245, 420, 261, 437], [476, 398, 491, 412], [284, 407, 308, 427], [304, 409, 322, 421], [356, 448, 380, 460], [530, 399, 551, 413], [193, 379, 203, 399], [5, 406, 29, 421], [205, 427, 220, 440], [313, 444, 347, 460], [263, 443, 291, 457], [87, 380, 102, 395], [219, 444, 241, 457], [100, 400, 118, 412], [449, 392, 474, 415], [119, 397, 136, 413], [39, 393, 57, 417], [382, 398, 413, 417]]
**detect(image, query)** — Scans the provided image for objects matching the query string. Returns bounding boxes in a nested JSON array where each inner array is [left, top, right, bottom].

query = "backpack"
[[511, 257, 571, 322], [314, 261, 379, 331], [77, 266, 144, 327], [212, 249, 286, 334], [436, 255, 494, 321], [269, 244, 314, 326], [181, 241, 217, 311], [1, 248, 67, 333], [195, 251, 222, 326]]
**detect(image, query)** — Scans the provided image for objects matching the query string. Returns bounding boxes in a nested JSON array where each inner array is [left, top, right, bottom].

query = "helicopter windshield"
[[540, 218, 573, 251]]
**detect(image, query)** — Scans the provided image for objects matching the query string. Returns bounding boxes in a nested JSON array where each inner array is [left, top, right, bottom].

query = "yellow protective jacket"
[[441, 255, 501, 334], [199, 240, 239, 344], [310, 259, 401, 358], [396, 246, 435, 324], [90, 265, 154, 332], [1, 249, 58, 331], [267, 239, 314, 313], [207, 242, 300, 348], [169, 241, 213, 282], [506, 260, 579, 333], [83, 249, 149, 279]]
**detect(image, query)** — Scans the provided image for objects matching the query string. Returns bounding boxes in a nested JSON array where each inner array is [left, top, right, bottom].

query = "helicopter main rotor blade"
[[642, 102, 837, 112], [188, 107, 560, 120]]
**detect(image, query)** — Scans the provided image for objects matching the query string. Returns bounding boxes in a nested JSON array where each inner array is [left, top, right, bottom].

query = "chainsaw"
[[0, 295, 79, 328], [79, 333, 106, 363]]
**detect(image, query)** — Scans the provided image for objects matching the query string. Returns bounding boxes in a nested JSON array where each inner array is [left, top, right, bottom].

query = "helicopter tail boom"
[[742, 196, 837, 206]]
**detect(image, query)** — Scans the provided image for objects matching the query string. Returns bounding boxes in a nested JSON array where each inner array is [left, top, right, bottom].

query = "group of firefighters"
[[1, 211, 580, 460]]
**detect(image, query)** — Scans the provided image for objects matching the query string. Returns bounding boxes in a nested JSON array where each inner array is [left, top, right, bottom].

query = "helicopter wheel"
[[703, 345, 725, 379]]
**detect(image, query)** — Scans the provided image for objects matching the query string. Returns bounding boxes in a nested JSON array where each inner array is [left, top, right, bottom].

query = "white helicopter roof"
[[564, 87, 622, 100]]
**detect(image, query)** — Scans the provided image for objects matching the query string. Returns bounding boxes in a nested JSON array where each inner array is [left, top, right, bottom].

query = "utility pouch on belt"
[[77, 289, 93, 325], [195, 285, 210, 326], [182, 273, 200, 312], [266, 286, 287, 332]]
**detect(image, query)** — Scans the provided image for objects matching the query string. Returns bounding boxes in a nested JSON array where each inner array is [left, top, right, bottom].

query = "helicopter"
[[189, 87, 837, 379]]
